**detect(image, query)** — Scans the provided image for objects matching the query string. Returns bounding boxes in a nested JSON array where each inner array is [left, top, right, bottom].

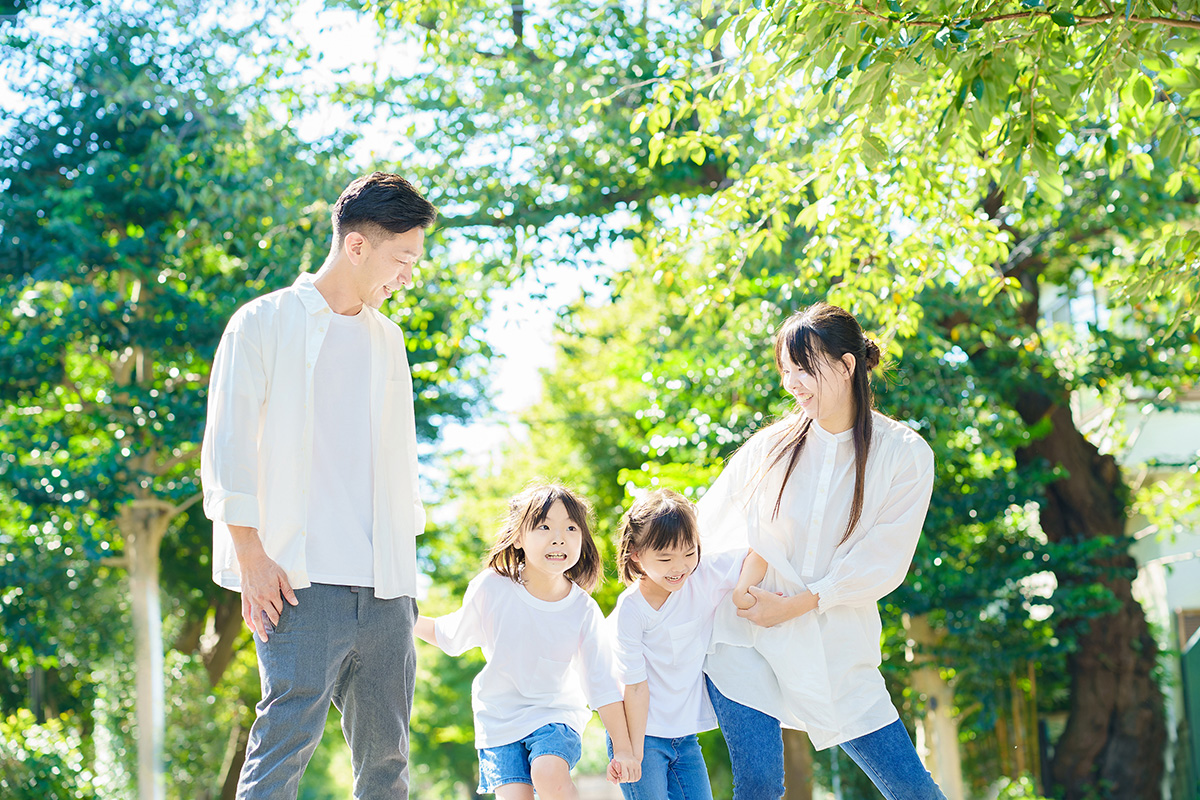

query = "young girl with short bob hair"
[[416, 482, 640, 799], [700, 302, 945, 799], [607, 488, 765, 800]]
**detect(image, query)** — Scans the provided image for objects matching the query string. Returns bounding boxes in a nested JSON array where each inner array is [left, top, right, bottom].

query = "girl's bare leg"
[[529, 754, 580, 800], [495, 782, 536, 800]]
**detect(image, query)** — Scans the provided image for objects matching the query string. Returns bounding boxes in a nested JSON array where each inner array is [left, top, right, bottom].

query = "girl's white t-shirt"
[[435, 569, 623, 749], [608, 549, 747, 739], [699, 412, 935, 750]]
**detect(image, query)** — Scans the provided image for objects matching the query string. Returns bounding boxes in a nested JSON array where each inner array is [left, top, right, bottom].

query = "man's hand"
[[227, 524, 298, 641]]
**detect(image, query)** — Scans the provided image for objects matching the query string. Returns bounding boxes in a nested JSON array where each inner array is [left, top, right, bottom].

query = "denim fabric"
[[839, 718, 946, 800], [477, 722, 582, 794], [705, 676, 945, 800], [237, 584, 418, 800], [705, 676, 785, 799], [608, 733, 714, 800]]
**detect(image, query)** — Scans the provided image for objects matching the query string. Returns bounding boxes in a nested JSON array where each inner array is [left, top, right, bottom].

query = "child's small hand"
[[732, 588, 757, 610], [608, 751, 641, 784]]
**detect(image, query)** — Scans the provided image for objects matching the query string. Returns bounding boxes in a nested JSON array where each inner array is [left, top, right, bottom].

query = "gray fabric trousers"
[[236, 584, 418, 800]]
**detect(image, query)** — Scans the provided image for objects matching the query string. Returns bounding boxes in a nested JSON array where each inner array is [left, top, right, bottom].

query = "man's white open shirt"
[[200, 272, 425, 599]]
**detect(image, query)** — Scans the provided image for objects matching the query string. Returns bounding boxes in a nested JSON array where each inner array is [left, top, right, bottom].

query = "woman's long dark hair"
[[764, 303, 882, 546]]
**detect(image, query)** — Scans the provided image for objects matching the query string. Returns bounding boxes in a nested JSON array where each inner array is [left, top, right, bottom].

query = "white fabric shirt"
[[200, 272, 425, 599], [608, 549, 747, 739], [435, 570, 624, 748], [699, 412, 935, 750], [305, 309, 374, 586]]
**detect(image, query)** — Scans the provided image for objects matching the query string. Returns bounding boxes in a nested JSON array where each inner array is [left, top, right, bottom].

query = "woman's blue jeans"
[[608, 733, 714, 800], [705, 676, 945, 800]]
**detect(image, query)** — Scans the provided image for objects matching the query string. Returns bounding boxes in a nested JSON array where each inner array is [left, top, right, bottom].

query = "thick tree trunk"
[[122, 503, 172, 800], [783, 728, 812, 799], [1011, 394, 1165, 799], [905, 614, 965, 799]]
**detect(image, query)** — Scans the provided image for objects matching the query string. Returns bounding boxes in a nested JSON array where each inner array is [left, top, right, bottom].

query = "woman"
[[698, 303, 944, 799]]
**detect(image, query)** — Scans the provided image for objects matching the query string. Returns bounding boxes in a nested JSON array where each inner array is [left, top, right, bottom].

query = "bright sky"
[[278, 1, 628, 456]]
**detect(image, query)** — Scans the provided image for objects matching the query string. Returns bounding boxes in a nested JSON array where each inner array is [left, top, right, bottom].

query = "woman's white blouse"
[[699, 412, 935, 750], [435, 569, 623, 749]]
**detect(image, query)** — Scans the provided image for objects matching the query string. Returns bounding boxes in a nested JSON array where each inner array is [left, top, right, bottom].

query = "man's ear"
[[343, 231, 369, 264]]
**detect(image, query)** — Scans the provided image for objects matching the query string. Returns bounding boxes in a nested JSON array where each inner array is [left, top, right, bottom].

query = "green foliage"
[[0, 710, 97, 800]]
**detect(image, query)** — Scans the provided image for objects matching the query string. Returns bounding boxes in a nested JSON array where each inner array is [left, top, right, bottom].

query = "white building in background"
[[1125, 390, 1200, 800], [1043, 284, 1200, 798]]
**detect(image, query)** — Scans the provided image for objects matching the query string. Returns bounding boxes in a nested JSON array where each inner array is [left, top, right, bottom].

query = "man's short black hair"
[[332, 172, 438, 244]]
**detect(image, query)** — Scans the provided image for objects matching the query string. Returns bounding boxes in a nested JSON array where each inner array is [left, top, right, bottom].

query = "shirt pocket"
[[669, 619, 705, 665]]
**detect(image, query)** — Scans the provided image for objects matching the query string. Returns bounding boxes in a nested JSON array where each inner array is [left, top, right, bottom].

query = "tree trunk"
[[783, 728, 812, 799], [122, 503, 172, 800], [1011, 394, 1165, 799], [219, 708, 252, 800], [905, 614, 965, 800]]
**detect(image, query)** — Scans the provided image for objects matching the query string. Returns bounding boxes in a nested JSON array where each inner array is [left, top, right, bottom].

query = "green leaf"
[[1132, 75, 1154, 108], [861, 133, 888, 166], [972, 76, 986, 100], [1049, 11, 1076, 27]]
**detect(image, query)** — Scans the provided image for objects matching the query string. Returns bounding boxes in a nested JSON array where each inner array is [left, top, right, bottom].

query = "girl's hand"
[[736, 586, 818, 627], [731, 588, 757, 610], [607, 751, 641, 784]]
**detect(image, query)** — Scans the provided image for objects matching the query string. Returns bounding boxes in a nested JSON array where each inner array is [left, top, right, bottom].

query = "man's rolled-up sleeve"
[[201, 316, 266, 528]]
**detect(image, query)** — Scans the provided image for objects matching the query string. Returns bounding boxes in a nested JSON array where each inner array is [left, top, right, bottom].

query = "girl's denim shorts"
[[477, 722, 582, 793]]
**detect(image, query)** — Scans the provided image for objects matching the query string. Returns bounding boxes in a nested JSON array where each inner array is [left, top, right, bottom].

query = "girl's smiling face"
[[516, 500, 583, 584], [633, 543, 699, 599]]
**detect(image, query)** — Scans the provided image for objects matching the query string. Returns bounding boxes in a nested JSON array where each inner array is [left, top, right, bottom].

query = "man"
[[200, 172, 437, 799]]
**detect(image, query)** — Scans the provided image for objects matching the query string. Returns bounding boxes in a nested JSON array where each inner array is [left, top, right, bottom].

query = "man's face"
[[347, 227, 426, 309]]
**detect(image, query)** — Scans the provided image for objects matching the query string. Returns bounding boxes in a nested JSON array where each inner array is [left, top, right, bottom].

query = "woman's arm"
[[731, 549, 768, 610], [737, 586, 819, 627], [806, 440, 935, 613]]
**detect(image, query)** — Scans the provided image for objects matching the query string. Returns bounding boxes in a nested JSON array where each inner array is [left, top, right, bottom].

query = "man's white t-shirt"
[[435, 570, 623, 748], [306, 309, 374, 586], [607, 549, 747, 739]]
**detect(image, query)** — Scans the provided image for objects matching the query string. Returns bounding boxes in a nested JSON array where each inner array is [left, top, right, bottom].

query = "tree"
[[622, 2, 1200, 794], [0, 1, 500, 796], [356, 3, 1200, 795]]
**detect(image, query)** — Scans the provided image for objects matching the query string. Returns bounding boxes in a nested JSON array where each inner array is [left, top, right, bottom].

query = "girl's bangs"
[[639, 509, 699, 554]]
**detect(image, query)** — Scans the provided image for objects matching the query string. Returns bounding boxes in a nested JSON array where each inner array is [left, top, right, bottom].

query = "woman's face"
[[779, 348, 857, 433]]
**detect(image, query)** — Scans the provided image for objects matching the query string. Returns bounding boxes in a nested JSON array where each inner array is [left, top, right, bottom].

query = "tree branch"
[[821, 2, 1200, 31]]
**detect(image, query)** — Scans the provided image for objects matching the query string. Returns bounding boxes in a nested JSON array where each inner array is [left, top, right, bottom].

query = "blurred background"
[[2, 0, 1199, 798]]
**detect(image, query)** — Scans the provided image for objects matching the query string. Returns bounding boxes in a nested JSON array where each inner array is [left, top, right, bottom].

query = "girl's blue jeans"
[[607, 733, 714, 800], [705, 676, 946, 800]]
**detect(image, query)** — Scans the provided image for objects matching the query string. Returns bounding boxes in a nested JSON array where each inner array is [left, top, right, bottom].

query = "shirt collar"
[[809, 417, 855, 445], [293, 272, 333, 317]]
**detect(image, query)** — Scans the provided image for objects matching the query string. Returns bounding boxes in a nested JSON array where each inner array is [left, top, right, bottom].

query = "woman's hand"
[[736, 586, 818, 628]]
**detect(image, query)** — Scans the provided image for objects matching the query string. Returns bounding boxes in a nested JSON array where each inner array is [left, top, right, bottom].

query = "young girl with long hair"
[[607, 488, 766, 800], [415, 482, 640, 799], [700, 303, 945, 799]]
